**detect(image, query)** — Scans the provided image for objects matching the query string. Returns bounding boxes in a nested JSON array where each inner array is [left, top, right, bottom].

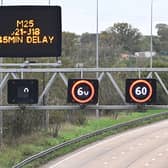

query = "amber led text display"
[[0, 6, 61, 57]]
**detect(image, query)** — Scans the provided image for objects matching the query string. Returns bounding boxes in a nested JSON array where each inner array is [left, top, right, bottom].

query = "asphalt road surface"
[[41, 120, 168, 168]]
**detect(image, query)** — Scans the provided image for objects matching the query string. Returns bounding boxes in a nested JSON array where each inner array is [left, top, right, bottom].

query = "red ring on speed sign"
[[129, 80, 153, 103], [71, 80, 95, 104]]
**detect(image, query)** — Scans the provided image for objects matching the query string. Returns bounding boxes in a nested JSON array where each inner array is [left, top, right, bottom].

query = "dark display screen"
[[0, 6, 62, 57]]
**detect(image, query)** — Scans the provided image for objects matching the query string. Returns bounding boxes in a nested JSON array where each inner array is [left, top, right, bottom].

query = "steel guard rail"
[[13, 111, 168, 168]]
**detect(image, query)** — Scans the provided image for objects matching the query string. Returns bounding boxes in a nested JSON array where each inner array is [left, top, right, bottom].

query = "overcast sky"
[[1, 0, 168, 35]]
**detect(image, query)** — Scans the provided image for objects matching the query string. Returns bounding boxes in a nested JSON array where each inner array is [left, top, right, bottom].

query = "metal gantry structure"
[[0, 64, 167, 111]]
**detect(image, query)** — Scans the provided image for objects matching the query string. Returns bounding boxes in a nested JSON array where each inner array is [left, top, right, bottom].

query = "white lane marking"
[[103, 162, 109, 168], [138, 143, 143, 146], [104, 162, 108, 165], [112, 156, 117, 160], [158, 153, 163, 157], [155, 135, 160, 139], [121, 151, 125, 155], [145, 162, 150, 167], [129, 146, 134, 150]]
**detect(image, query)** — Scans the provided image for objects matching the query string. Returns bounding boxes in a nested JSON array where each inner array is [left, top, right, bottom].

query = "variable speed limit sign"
[[126, 79, 156, 104], [68, 79, 98, 104]]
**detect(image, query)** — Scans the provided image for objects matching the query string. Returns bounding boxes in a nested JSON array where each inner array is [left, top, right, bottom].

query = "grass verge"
[[0, 109, 168, 168]]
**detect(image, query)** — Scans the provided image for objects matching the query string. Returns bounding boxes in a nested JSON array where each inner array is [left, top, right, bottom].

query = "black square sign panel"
[[0, 6, 62, 57], [125, 79, 157, 104], [8, 79, 38, 104], [68, 79, 99, 104]]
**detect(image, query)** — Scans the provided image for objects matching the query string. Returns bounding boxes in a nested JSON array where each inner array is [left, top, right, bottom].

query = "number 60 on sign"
[[125, 79, 157, 104]]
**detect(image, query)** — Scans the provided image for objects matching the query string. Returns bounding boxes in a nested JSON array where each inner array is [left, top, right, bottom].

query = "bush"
[[68, 111, 86, 126], [49, 111, 65, 137]]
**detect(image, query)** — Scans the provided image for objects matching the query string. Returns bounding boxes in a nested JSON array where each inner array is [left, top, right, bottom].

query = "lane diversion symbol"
[[24, 88, 29, 93]]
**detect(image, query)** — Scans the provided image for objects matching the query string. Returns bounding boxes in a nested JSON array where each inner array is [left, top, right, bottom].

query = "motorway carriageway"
[[41, 120, 168, 168]]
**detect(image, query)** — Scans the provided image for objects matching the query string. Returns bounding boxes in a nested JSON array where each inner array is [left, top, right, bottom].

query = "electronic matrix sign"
[[8, 79, 38, 104], [68, 79, 99, 104], [0, 6, 61, 57], [126, 79, 157, 104]]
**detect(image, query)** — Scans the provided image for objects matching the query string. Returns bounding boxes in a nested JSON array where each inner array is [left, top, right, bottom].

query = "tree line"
[[62, 22, 168, 67]]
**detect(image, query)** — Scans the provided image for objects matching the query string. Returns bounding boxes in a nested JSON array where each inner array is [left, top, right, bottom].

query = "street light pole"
[[44, 0, 51, 131], [96, 0, 99, 72], [0, 0, 3, 146], [150, 0, 153, 72], [96, 0, 99, 118]]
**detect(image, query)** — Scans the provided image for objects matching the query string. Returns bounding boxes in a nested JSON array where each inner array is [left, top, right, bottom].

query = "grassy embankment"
[[0, 109, 168, 168]]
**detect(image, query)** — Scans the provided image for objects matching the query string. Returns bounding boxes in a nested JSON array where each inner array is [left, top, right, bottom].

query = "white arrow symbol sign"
[[24, 88, 29, 93]]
